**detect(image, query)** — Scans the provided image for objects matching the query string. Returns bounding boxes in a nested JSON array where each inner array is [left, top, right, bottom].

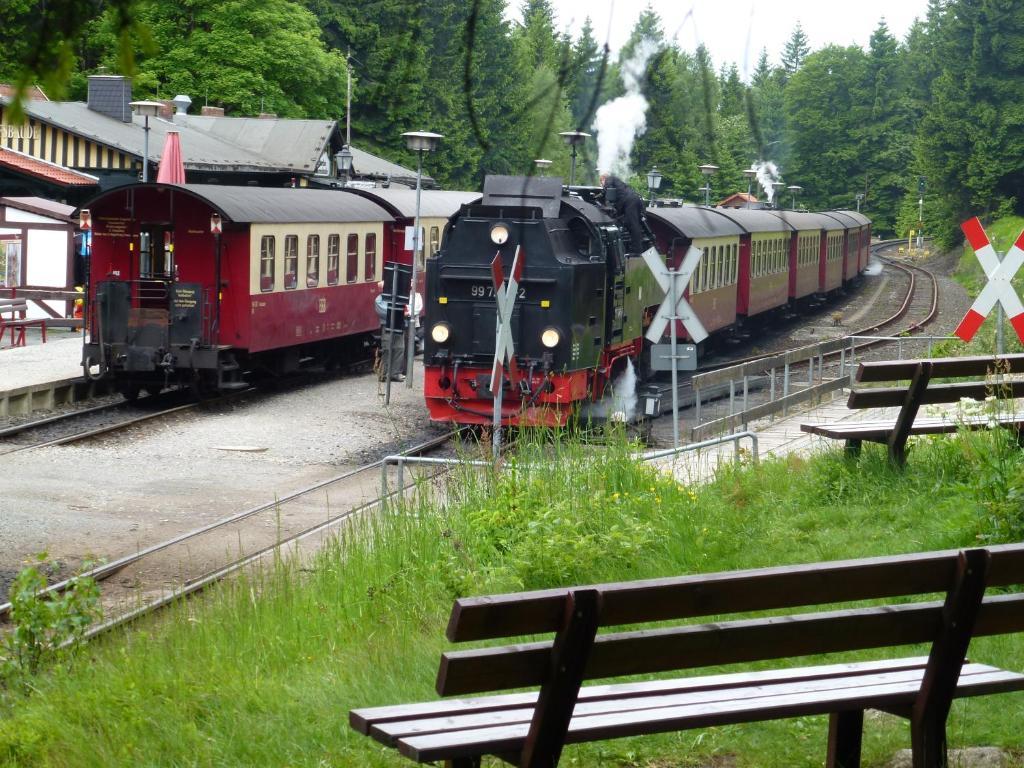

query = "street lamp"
[[646, 166, 662, 205], [786, 184, 803, 210], [743, 166, 758, 208], [855, 193, 864, 213], [130, 100, 162, 183], [335, 144, 353, 185], [401, 130, 443, 387], [698, 164, 718, 206], [771, 182, 786, 208], [534, 158, 552, 175], [558, 131, 590, 186]]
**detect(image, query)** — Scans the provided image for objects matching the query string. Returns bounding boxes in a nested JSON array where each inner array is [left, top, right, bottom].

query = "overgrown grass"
[[2, 428, 1023, 767]]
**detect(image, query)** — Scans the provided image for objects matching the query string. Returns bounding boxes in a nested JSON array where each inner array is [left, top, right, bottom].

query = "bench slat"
[[381, 663, 964, 744], [445, 545, 1024, 644], [856, 354, 1024, 383], [849, 381, 1024, 409], [402, 668, 1024, 763], [350, 657, 930, 736], [439, 594, 1024, 696], [801, 413, 1024, 442]]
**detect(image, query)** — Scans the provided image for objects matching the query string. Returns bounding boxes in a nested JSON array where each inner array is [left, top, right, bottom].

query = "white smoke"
[[593, 39, 660, 177], [755, 160, 781, 204], [583, 359, 639, 423]]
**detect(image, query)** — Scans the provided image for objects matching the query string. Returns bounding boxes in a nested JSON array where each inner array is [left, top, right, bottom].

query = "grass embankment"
[[2, 429, 1023, 767]]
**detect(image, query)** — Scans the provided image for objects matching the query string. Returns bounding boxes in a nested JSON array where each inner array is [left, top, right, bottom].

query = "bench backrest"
[[0, 298, 28, 314], [438, 544, 1024, 697], [848, 354, 1024, 410]]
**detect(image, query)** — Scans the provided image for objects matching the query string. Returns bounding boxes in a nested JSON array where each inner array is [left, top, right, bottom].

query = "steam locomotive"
[[422, 175, 870, 426]]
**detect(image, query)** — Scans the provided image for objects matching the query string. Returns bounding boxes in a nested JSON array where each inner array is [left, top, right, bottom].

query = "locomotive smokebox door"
[[169, 283, 204, 345]]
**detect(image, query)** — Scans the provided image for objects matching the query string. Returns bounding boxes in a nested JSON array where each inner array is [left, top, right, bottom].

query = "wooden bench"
[[350, 544, 1024, 768], [801, 354, 1024, 465], [0, 298, 47, 348]]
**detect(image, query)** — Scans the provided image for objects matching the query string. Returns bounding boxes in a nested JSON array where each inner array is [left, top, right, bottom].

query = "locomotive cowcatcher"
[[422, 175, 664, 425]]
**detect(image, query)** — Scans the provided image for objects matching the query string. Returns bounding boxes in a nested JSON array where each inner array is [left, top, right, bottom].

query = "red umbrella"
[[156, 131, 186, 184]]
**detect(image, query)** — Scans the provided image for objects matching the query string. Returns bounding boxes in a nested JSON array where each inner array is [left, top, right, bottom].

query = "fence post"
[[783, 362, 790, 417], [729, 379, 735, 416], [695, 384, 701, 425]]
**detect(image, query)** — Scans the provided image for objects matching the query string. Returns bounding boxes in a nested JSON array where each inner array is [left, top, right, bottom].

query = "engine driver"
[[600, 172, 648, 255]]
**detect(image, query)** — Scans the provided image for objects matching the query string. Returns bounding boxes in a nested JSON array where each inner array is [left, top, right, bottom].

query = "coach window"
[[364, 233, 377, 281], [284, 235, 298, 289], [327, 234, 340, 285], [260, 235, 275, 292], [346, 233, 359, 283], [429, 226, 440, 257], [307, 235, 320, 288]]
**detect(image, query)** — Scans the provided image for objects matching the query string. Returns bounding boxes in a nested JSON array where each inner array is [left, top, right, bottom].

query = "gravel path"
[[0, 365, 443, 596]]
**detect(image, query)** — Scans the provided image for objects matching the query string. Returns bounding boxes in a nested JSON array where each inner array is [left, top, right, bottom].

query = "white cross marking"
[[643, 245, 708, 344], [955, 218, 1024, 342], [490, 245, 523, 391]]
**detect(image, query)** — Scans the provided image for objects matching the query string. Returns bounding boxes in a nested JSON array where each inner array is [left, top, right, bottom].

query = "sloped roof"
[[2, 97, 424, 181], [646, 205, 746, 239], [344, 187, 478, 219], [1, 195, 75, 221], [0, 147, 98, 187]]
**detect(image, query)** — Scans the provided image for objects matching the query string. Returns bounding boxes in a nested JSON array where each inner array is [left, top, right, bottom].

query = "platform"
[[0, 330, 84, 391]]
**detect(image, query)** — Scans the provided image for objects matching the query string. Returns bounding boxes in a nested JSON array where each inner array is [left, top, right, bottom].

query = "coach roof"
[[645, 205, 746, 239], [80, 183, 396, 224]]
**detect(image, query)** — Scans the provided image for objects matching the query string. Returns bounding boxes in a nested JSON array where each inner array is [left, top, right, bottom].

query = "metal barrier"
[[381, 430, 759, 497], [689, 334, 958, 442]]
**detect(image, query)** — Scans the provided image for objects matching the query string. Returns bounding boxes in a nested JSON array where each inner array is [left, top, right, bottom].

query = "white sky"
[[530, 1, 931, 78]]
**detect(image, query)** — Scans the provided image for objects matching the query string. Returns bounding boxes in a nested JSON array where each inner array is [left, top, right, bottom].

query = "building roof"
[[0, 84, 48, 101], [0, 146, 99, 187], [718, 192, 758, 207], [81, 183, 396, 225], [0, 195, 75, 221], [2, 96, 425, 181]]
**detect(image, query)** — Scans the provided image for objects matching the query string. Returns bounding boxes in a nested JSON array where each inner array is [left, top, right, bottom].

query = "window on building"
[[346, 233, 359, 283], [260, 235, 275, 292], [364, 233, 377, 282], [327, 234, 340, 285], [284, 235, 298, 289], [306, 235, 320, 288]]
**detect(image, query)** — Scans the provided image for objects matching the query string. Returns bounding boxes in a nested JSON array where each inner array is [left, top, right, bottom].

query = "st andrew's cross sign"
[[955, 217, 1024, 343]]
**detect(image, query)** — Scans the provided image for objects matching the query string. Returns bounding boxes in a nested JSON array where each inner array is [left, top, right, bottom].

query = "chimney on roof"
[[200, 106, 225, 117], [157, 100, 175, 119], [172, 94, 192, 115], [87, 75, 133, 122]]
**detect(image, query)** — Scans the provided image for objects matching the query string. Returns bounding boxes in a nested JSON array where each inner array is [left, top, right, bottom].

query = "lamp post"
[[698, 164, 718, 206], [646, 166, 662, 206], [786, 184, 802, 210], [335, 144, 353, 185], [743, 166, 758, 208], [401, 130, 443, 388], [211, 213, 223, 343], [534, 158, 552, 175], [771, 181, 786, 208], [130, 100, 162, 182], [855, 193, 864, 213], [558, 131, 590, 186]]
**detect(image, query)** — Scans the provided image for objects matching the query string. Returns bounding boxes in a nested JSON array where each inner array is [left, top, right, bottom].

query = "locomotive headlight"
[[490, 224, 510, 245], [540, 327, 561, 348], [431, 322, 451, 344]]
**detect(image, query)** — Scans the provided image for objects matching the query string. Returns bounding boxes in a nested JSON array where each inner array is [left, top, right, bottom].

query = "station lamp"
[[558, 131, 590, 186], [130, 100, 163, 183], [646, 166, 662, 205]]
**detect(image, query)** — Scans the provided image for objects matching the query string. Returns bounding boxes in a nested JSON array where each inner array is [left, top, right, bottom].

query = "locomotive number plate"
[[467, 284, 527, 300]]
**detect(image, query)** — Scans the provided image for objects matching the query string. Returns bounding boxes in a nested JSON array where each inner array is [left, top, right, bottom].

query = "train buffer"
[[800, 353, 1024, 466], [350, 545, 1024, 768]]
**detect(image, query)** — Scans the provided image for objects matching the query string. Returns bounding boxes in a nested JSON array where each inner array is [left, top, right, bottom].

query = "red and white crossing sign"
[[490, 245, 524, 392], [643, 245, 708, 344], [955, 217, 1024, 342]]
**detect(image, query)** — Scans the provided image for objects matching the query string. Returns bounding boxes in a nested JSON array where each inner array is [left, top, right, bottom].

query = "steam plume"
[[755, 161, 781, 204], [593, 39, 660, 177]]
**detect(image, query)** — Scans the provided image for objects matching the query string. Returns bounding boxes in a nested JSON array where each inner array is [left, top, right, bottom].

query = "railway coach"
[[76, 183, 469, 398]]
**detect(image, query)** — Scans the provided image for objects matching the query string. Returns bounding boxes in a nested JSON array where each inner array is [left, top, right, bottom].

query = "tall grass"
[[1, 428, 1022, 767]]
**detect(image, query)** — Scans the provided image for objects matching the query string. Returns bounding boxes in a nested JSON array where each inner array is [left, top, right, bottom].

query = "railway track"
[[0, 429, 461, 641]]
